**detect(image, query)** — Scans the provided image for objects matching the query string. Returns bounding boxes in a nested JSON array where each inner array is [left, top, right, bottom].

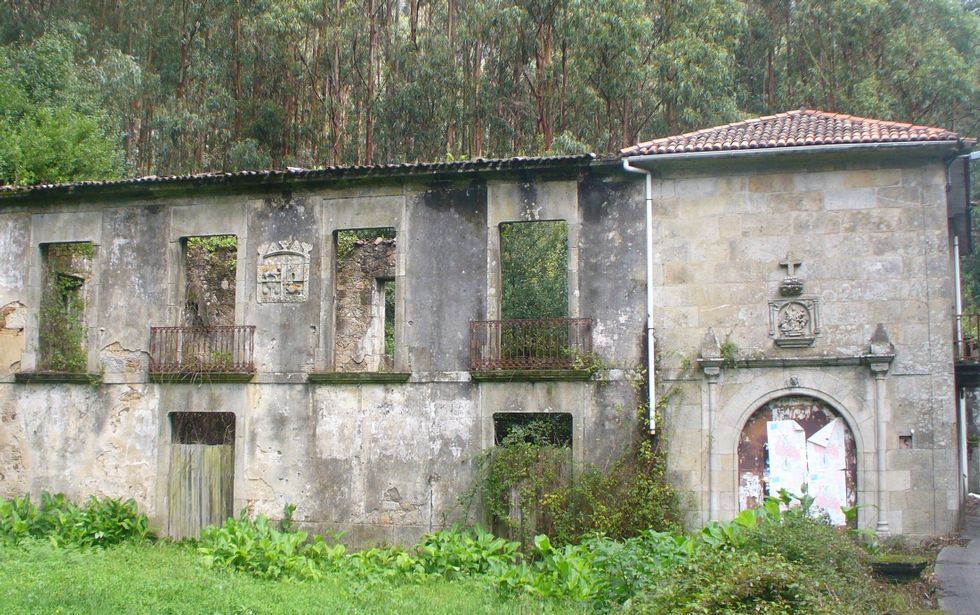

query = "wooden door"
[[167, 412, 235, 539]]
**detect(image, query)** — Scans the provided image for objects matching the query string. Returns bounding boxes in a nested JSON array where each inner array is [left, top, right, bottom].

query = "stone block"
[[748, 173, 795, 193], [884, 470, 911, 491], [842, 169, 901, 188], [824, 188, 875, 210], [767, 191, 823, 213]]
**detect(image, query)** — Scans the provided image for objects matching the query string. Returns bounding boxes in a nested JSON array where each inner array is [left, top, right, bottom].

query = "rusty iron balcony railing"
[[149, 326, 255, 375], [470, 318, 593, 370], [955, 313, 980, 362]]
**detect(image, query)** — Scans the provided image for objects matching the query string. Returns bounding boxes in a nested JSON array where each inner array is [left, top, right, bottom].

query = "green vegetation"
[[0, 26, 123, 185], [468, 417, 573, 546], [384, 279, 395, 358], [0, 492, 152, 547], [0, 489, 939, 613], [37, 242, 92, 372], [500, 221, 568, 320], [2, 2, 976, 178], [0, 540, 561, 615]]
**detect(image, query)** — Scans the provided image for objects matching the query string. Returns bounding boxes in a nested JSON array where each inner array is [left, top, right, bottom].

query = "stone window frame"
[[485, 181, 581, 320], [317, 194, 405, 373], [22, 211, 104, 375]]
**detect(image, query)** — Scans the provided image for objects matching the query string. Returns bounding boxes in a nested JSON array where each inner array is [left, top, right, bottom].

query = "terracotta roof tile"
[[621, 109, 963, 156]]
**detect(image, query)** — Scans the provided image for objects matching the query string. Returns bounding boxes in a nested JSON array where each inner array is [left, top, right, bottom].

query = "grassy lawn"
[[0, 541, 573, 614]]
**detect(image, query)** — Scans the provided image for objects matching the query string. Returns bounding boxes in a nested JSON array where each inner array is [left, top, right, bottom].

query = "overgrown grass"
[[0, 540, 572, 614], [0, 492, 940, 614]]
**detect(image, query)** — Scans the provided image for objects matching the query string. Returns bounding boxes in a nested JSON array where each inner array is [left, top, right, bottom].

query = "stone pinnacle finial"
[[869, 323, 895, 357], [700, 327, 722, 360]]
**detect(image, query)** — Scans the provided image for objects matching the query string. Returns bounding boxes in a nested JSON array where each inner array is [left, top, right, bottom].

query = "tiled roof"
[[621, 109, 963, 156], [0, 154, 595, 198]]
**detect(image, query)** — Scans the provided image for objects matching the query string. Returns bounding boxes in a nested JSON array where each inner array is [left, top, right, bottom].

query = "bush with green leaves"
[[198, 513, 346, 581], [625, 548, 822, 615], [416, 525, 520, 578], [0, 492, 152, 547], [543, 436, 680, 546], [199, 512, 523, 584]]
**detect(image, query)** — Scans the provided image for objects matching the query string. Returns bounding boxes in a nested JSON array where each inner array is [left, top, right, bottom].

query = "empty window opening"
[[38, 242, 93, 372], [182, 235, 237, 327], [499, 221, 568, 320], [334, 228, 396, 372], [170, 412, 235, 445], [493, 412, 573, 448]]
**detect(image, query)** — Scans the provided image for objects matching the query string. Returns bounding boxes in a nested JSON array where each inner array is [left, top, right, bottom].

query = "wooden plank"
[[168, 443, 234, 539]]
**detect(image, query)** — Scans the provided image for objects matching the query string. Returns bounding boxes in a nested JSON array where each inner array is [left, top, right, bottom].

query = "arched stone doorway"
[[737, 395, 857, 525]]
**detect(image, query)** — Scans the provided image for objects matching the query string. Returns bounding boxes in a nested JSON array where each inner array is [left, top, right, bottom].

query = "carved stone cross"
[[779, 253, 802, 278]]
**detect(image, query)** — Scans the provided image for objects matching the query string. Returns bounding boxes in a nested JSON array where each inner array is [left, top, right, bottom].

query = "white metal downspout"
[[954, 236, 969, 498], [622, 159, 657, 433]]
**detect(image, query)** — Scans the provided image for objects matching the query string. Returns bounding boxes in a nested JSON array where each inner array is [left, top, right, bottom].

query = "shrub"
[[741, 506, 882, 612], [543, 437, 680, 545], [467, 420, 572, 548], [625, 548, 823, 614], [0, 492, 152, 547], [416, 525, 520, 577], [198, 513, 346, 581]]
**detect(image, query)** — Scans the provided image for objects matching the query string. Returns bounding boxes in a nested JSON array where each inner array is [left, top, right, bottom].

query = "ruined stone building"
[[0, 109, 974, 540]]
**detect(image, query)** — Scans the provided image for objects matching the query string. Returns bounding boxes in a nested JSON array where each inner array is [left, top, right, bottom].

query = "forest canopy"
[[0, 0, 977, 185]]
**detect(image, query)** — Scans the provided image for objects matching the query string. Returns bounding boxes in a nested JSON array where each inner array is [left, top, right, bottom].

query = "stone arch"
[[736, 393, 858, 525]]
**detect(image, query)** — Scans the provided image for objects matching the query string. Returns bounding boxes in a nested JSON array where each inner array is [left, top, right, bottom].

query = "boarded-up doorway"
[[167, 412, 235, 539], [737, 396, 857, 525]]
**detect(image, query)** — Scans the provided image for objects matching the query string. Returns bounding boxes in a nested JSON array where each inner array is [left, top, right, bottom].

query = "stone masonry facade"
[[0, 114, 971, 541]]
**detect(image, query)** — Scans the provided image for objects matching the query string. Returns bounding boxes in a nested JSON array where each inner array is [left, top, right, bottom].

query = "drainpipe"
[[955, 236, 963, 356], [954, 236, 969, 498], [622, 159, 657, 433]]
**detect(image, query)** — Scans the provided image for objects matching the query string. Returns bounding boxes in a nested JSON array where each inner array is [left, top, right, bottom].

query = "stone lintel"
[[698, 354, 895, 370]]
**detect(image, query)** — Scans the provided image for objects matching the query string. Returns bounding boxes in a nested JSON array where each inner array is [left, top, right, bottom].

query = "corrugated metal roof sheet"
[[0, 154, 597, 198]]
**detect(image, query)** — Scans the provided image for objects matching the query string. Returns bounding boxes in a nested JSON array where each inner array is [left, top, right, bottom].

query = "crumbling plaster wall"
[[651, 158, 957, 535], [0, 173, 642, 544], [0, 213, 30, 375]]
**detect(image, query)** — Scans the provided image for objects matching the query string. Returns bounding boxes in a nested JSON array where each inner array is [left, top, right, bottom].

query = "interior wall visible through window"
[[334, 228, 396, 372], [181, 235, 237, 327]]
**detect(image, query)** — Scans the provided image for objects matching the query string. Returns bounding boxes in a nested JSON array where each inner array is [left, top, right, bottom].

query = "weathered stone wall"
[[651, 158, 958, 535], [0, 155, 960, 539], [0, 172, 641, 544]]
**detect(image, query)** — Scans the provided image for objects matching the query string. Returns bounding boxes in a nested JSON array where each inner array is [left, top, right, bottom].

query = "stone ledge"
[[699, 354, 895, 370], [469, 369, 592, 382], [148, 372, 254, 384], [307, 372, 412, 385], [14, 372, 102, 384]]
